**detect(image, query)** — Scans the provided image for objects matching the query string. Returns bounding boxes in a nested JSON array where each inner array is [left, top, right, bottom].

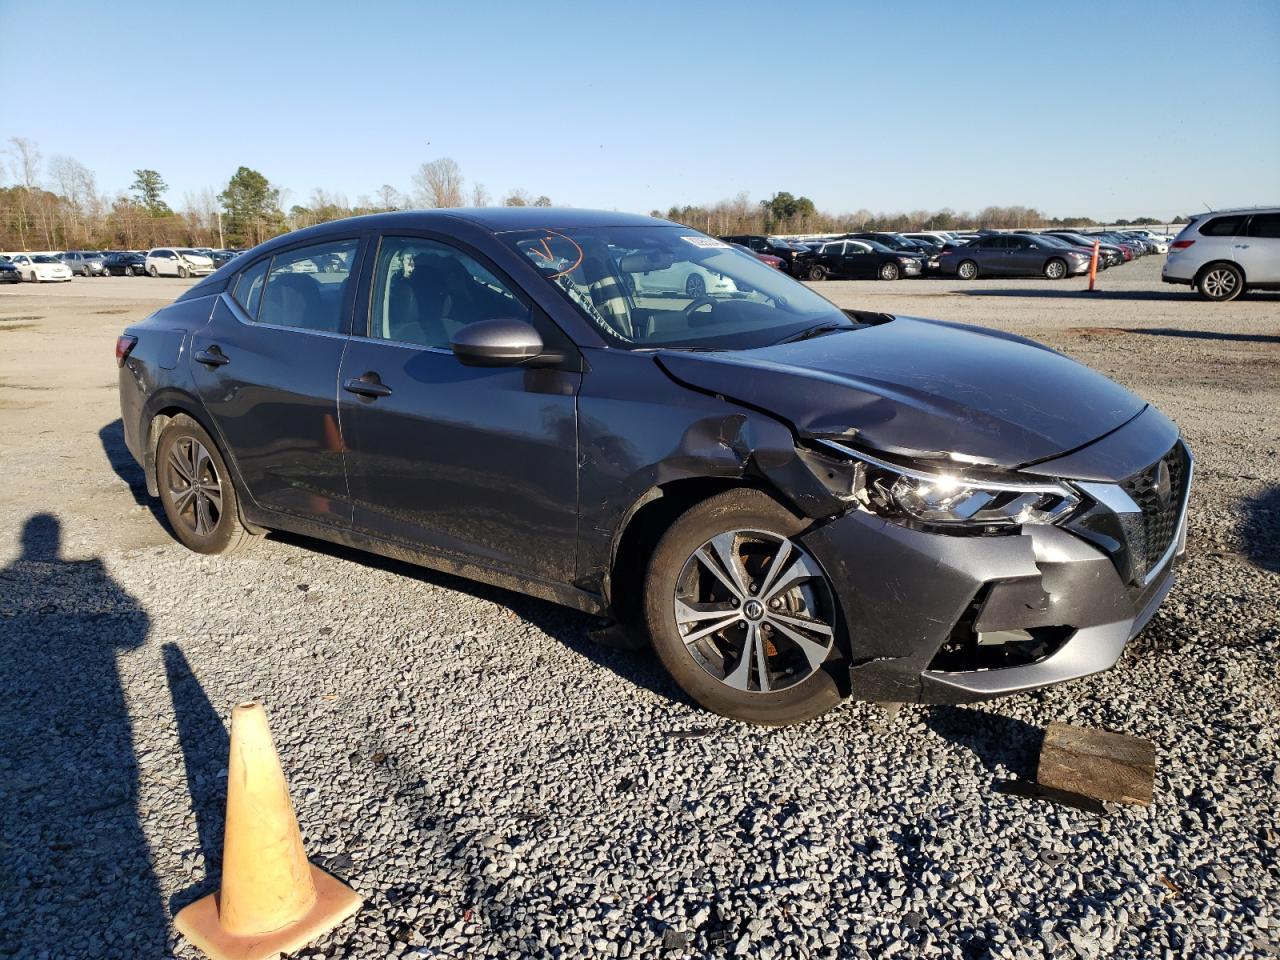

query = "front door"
[[338, 233, 581, 581], [1236, 212, 1280, 283], [191, 236, 363, 526]]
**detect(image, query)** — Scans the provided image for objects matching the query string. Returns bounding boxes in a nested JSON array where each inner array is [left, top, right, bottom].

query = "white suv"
[[1163, 207, 1280, 301]]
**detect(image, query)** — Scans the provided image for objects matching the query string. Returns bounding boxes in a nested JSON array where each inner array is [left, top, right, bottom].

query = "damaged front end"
[[793, 434, 1191, 703]]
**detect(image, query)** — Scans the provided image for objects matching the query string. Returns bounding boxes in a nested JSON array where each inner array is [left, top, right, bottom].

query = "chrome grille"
[[1119, 441, 1190, 576]]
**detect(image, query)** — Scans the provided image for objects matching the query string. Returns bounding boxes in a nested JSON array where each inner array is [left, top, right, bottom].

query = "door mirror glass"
[[451, 318, 544, 367]]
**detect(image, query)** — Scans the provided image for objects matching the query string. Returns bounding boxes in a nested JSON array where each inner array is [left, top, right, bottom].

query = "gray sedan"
[[939, 234, 1092, 280]]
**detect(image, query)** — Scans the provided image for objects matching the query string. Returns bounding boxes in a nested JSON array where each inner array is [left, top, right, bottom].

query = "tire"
[[155, 414, 253, 555], [644, 489, 847, 726], [1197, 263, 1244, 302], [685, 273, 706, 298], [956, 260, 978, 280], [125, 266, 135, 277], [178, 265, 189, 279], [147, 265, 158, 278], [808, 264, 827, 281], [879, 262, 900, 281], [1044, 258, 1068, 280]]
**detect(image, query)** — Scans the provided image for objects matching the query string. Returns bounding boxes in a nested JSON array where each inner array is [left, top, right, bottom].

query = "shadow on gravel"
[[163, 643, 230, 915], [922, 706, 1045, 780], [957, 287, 1280, 304], [1125, 328, 1280, 344], [267, 530, 689, 707], [0, 514, 166, 959], [1241, 485, 1280, 573], [99, 418, 166, 522]]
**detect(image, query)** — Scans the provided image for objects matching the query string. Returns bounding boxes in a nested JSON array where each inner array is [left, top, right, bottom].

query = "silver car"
[[1163, 207, 1280, 301], [59, 250, 109, 277]]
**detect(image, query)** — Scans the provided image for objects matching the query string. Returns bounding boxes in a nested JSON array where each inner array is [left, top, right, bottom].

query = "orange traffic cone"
[[174, 702, 361, 960]]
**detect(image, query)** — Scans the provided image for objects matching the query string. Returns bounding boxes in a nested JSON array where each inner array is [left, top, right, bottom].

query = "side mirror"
[[450, 318, 544, 367]]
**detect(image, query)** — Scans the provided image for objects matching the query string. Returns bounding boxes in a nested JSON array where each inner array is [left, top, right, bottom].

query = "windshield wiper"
[[775, 321, 856, 345]]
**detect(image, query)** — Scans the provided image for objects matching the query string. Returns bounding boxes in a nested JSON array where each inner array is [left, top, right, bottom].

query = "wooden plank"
[[1036, 722, 1156, 806]]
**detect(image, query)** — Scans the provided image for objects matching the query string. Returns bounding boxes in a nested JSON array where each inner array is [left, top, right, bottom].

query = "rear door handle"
[[194, 346, 230, 367], [343, 374, 392, 399]]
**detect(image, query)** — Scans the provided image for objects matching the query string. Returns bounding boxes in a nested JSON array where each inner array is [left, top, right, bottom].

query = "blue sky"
[[2, 0, 1277, 220]]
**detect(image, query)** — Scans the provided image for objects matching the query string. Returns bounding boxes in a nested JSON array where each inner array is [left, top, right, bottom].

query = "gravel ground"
[[0, 259, 1277, 960]]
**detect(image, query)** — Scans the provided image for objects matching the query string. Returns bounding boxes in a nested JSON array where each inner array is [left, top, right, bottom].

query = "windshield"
[[502, 225, 848, 350], [33, 255, 58, 263], [177, 248, 202, 256]]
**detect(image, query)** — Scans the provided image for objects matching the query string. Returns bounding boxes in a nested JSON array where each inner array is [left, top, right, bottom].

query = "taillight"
[[1170, 240, 1195, 251], [115, 335, 138, 367]]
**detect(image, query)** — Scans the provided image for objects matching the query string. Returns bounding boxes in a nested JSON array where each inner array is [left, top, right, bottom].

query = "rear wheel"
[[1044, 258, 1068, 279], [156, 415, 253, 555], [957, 260, 978, 280], [644, 489, 846, 725], [808, 264, 827, 281], [879, 261, 900, 281], [1197, 263, 1243, 302], [685, 273, 706, 298]]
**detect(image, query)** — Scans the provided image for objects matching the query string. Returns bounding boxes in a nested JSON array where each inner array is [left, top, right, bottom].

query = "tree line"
[[656, 191, 1184, 236], [0, 136, 1182, 252]]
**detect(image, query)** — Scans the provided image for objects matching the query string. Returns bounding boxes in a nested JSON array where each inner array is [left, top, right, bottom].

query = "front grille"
[[1119, 441, 1190, 576]]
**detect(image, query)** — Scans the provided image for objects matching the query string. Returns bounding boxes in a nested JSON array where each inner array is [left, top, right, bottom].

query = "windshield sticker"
[[680, 236, 730, 249]]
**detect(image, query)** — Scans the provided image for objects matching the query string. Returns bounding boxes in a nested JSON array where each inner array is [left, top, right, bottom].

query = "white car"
[[9, 254, 73, 282], [628, 260, 736, 298], [145, 247, 216, 278], [1163, 207, 1280, 301]]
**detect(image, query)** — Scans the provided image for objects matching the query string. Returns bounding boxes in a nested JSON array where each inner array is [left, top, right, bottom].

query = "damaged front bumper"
[[798, 455, 1190, 705]]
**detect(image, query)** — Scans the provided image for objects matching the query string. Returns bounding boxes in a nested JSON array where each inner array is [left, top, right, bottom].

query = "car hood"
[[656, 316, 1147, 469]]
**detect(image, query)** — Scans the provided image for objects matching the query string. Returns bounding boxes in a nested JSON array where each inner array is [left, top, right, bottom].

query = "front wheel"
[[644, 489, 846, 725], [879, 261, 900, 281], [125, 266, 135, 276], [155, 415, 253, 555], [1044, 258, 1067, 280], [178, 265, 189, 279], [1198, 263, 1244, 302], [956, 260, 978, 280], [147, 265, 158, 277], [808, 264, 827, 281], [685, 273, 706, 298]]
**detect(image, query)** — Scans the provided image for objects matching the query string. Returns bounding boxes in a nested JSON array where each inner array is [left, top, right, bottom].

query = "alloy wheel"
[[1045, 259, 1066, 279], [164, 437, 223, 537], [958, 260, 977, 280], [686, 274, 706, 298], [1201, 267, 1239, 300], [673, 530, 836, 694]]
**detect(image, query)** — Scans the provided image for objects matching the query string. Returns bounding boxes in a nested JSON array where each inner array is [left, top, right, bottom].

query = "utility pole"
[[217, 210, 225, 249]]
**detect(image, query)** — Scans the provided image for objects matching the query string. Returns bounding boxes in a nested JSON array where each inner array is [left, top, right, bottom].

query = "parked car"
[[211, 249, 238, 267], [0, 258, 21, 283], [806, 239, 923, 281], [729, 242, 785, 270], [1163, 207, 1280, 301], [103, 252, 148, 276], [1032, 233, 1109, 268], [59, 250, 109, 276], [146, 247, 216, 278], [623, 252, 737, 298], [1043, 232, 1124, 268], [718, 235, 813, 277], [117, 208, 1192, 724], [940, 234, 1092, 279], [9, 253, 73, 282]]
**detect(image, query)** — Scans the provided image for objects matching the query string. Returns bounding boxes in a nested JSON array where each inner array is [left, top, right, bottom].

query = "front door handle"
[[343, 374, 392, 399], [194, 346, 230, 367]]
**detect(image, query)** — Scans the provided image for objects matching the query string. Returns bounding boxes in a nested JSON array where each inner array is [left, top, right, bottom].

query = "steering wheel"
[[681, 295, 718, 324]]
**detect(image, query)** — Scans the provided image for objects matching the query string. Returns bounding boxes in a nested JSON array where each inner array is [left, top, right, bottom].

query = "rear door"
[[190, 235, 364, 527], [337, 232, 581, 581], [1235, 213, 1280, 283]]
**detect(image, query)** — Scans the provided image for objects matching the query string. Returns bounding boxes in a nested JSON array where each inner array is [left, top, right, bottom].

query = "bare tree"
[[502, 188, 531, 207], [376, 184, 402, 211], [413, 158, 464, 208], [470, 182, 491, 207]]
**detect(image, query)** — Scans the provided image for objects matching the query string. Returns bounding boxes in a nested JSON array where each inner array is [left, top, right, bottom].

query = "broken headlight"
[[817, 440, 1079, 533]]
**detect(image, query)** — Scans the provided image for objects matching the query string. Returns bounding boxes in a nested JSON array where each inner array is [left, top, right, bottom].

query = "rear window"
[[1246, 213, 1280, 238], [1199, 215, 1246, 237]]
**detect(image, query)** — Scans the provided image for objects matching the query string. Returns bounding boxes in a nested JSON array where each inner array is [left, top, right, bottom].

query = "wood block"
[[1036, 722, 1155, 806]]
